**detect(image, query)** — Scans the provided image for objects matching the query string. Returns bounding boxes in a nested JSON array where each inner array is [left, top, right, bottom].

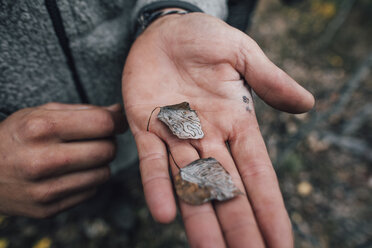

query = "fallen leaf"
[[174, 157, 242, 205], [0, 239, 9, 248], [33, 237, 52, 248], [0, 215, 6, 225], [157, 102, 204, 139]]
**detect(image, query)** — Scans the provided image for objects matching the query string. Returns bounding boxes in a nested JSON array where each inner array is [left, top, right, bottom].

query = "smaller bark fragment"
[[174, 157, 242, 205], [157, 102, 204, 139], [174, 174, 212, 205]]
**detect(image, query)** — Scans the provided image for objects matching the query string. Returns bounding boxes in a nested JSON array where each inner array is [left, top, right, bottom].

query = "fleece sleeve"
[[133, 0, 228, 21]]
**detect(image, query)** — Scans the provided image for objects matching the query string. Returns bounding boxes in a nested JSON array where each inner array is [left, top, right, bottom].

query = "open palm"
[[122, 13, 314, 248]]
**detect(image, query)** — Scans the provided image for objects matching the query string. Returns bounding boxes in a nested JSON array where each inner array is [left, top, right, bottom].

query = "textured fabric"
[[0, 0, 228, 115], [227, 0, 258, 31], [0, 0, 81, 114], [0, 0, 228, 171]]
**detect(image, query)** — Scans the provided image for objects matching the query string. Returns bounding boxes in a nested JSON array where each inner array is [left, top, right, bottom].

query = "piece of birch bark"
[[174, 157, 242, 205], [157, 102, 204, 139]]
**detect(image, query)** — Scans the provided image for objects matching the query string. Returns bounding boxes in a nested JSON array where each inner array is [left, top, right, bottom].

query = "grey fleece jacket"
[[0, 0, 227, 171]]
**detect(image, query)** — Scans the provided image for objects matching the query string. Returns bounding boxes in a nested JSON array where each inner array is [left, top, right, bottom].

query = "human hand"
[[0, 103, 126, 218], [123, 13, 314, 247]]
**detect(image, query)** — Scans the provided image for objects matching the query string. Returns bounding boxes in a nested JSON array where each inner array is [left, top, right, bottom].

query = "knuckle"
[[102, 141, 117, 162], [254, 197, 280, 217], [222, 218, 256, 236], [23, 149, 59, 180], [53, 152, 72, 168], [19, 114, 55, 140], [24, 159, 45, 180], [96, 110, 115, 135], [29, 184, 53, 204], [29, 186, 44, 203], [94, 141, 116, 163], [240, 160, 274, 181], [139, 152, 166, 164]]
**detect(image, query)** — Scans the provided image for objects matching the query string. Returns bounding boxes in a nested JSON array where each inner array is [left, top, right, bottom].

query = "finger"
[[168, 139, 225, 248], [26, 139, 116, 179], [39, 103, 127, 133], [40, 102, 122, 111], [28, 107, 126, 141], [193, 138, 265, 248], [236, 36, 314, 113], [104, 103, 123, 112], [31, 166, 110, 204], [135, 131, 176, 223], [229, 122, 293, 248], [106, 104, 128, 133], [41, 188, 97, 218], [39, 102, 96, 110]]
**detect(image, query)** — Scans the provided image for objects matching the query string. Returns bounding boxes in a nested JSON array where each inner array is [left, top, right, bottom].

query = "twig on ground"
[[276, 51, 372, 166], [314, 0, 356, 49], [321, 131, 372, 162], [342, 103, 372, 135]]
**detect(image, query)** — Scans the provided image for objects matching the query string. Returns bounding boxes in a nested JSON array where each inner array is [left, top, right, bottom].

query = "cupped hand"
[[123, 13, 314, 248], [0, 103, 126, 218]]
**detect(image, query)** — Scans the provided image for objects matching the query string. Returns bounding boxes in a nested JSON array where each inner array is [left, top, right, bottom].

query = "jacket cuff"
[[0, 112, 7, 121], [133, 0, 228, 25]]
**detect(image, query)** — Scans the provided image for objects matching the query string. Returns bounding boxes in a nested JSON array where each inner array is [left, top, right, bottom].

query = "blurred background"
[[252, 0, 372, 247], [0, 0, 371, 247]]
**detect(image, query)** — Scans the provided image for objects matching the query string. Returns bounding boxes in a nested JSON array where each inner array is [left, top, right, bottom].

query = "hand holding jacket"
[[0, 103, 126, 218]]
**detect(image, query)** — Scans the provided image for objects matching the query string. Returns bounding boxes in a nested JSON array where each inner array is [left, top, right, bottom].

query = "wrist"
[[135, 3, 203, 37], [137, 8, 189, 34]]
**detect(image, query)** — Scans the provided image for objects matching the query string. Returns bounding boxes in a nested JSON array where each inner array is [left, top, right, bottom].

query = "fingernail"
[[76, 106, 92, 110], [106, 103, 122, 112]]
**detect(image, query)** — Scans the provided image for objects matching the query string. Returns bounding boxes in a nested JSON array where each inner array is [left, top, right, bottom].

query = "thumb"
[[236, 36, 315, 113]]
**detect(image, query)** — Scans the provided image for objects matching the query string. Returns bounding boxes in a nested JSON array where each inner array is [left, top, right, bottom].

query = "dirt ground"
[[0, 0, 371, 247], [250, 0, 372, 247]]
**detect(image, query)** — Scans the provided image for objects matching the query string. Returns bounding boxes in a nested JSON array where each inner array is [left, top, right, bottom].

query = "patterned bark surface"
[[157, 102, 204, 139], [174, 157, 242, 205]]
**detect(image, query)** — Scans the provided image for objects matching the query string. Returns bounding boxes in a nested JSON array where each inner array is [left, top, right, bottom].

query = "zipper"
[[45, 0, 89, 103]]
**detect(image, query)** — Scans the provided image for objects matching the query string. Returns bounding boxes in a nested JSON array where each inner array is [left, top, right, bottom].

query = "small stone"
[[291, 212, 303, 223], [297, 181, 313, 196], [83, 219, 110, 239], [294, 113, 308, 121], [286, 122, 298, 134], [307, 132, 330, 152]]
